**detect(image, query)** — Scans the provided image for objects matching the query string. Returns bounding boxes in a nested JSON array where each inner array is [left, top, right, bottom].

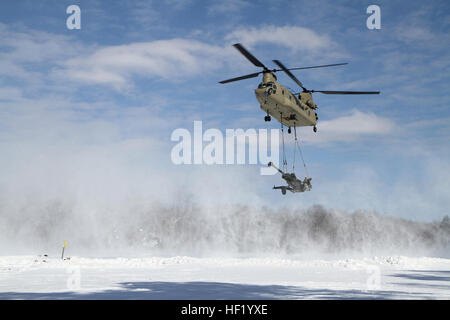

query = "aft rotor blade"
[[311, 90, 380, 95], [233, 43, 267, 69], [219, 71, 261, 84], [272, 59, 305, 90], [286, 63, 348, 71]]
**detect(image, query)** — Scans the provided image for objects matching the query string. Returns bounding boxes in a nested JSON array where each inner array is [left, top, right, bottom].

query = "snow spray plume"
[[0, 195, 449, 258]]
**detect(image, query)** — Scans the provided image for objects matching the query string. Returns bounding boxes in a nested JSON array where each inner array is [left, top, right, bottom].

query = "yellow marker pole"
[[61, 240, 67, 260]]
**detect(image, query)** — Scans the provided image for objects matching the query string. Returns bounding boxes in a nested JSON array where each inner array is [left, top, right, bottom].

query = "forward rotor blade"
[[286, 63, 348, 71], [272, 59, 305, 89], [219, 71, 261, 84], [311, 90, 380, 95], [233, 43, 267, 69]]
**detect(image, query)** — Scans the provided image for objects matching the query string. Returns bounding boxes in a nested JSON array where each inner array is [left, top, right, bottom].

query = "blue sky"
[[0, 0, 449, 222]]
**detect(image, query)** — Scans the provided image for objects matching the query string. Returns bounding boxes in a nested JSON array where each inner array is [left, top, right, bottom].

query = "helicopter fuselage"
[[255, 73, 318, 128]]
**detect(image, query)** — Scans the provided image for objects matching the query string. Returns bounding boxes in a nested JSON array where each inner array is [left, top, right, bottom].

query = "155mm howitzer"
[[268, 162, 312, 195]]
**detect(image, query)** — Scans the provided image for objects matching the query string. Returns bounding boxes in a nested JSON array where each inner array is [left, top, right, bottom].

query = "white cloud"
[[0, 23, 89, 93], [0, 23, 344, 92], [208, 0, 250, 15], [0, 87, 23, 101], [0, 25, 77, 63], [225, 25, 336, 52], [55, 25, 343, 91], [301, 110, 395, 144], [395, 26, 436, 43], [57, 39, 230, 90]]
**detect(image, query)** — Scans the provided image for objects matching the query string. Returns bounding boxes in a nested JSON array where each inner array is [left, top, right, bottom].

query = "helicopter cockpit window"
[[259, 82, 277, 89], [261, 82, 277, 95]]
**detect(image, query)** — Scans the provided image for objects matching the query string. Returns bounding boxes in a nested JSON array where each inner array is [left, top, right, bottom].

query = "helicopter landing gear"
[[313, 126, 317, 133], [288, 127, 292, 134], [264, 115, 271, 122]]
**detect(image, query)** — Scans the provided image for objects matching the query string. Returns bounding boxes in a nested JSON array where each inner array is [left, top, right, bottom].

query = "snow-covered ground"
[[0, 255, 449, 299]]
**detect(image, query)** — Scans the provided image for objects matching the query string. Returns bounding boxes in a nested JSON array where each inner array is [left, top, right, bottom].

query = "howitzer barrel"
[[268, 161, 284, 174]]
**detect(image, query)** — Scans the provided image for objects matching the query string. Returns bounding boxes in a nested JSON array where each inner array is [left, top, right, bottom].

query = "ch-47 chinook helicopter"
[[220, 43, 380, 194], [219, 43, 380, 134]]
